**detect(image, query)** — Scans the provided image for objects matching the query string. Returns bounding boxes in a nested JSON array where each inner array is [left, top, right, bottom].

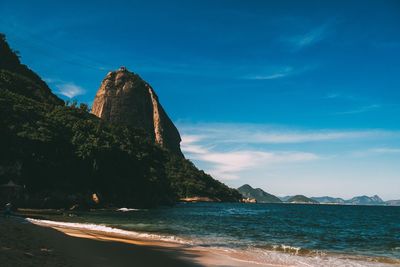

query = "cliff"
[[92, 68, 183, 157], [0, 34, 241, 208]]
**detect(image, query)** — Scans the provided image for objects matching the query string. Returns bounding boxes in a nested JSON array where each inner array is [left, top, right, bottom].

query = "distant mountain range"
[[311, 196, 346, 204], [345, 195, 385, 205], [239, 184, 400, 206], [286, 195, 318, 204], [237, 184, 282, 203], [311, 195, 389, 205], [386, 199, 400, 206]]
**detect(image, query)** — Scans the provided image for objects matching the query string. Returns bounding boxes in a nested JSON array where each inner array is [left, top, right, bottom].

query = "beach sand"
[[0, 216, 279, 267]]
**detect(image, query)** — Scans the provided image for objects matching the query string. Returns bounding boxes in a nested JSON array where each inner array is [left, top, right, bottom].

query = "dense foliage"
[[0, 34, 63, 105], [0, 34, 241, 208], [237, 184, 282, 203]]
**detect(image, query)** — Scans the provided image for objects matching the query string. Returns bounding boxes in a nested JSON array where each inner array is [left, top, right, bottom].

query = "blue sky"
[[1, 0, 400, 199]]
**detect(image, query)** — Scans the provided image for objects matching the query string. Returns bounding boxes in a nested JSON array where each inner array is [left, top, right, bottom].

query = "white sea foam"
[[26, 218, 399, 267], [116, 208, 140, 212], [214, 247, 398, 267], [26, 218, 191, 245]]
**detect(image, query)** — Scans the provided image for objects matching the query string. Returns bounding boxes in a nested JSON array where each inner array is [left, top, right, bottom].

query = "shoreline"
[[27, 217, 281, 267], [1, 211, 399, 267], [0, 216, 279, 267]]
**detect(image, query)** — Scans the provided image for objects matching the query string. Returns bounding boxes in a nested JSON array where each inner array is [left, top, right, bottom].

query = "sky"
[[1, 0, 400, 200]]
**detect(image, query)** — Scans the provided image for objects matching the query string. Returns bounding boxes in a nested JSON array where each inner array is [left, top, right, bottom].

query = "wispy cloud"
[[323, 93, 359, 101], [284, 23, 332, 51], [178, 123, 397, 145], [45, 78, 86, 99], [56, 82, 86, 98], [178, 123, 400, 181], [178, 123, 400, 180], [335, 104, 381, 115], [351, 147, 400, 157], [181, 134, 318, 180], [324, 93, 340, 99], [245, 67, 293, 80], [244, 65, 316, 81], [371, 148, 400, 154]]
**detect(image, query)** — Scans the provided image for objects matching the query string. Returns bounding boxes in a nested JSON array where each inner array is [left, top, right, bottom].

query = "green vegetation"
[[286, 195, 318, 204], [237, 184, 282, 203], [0, 34, 241, 208]]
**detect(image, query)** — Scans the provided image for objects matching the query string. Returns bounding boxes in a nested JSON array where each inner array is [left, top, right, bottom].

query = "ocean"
[[29, 203, 400, 266]]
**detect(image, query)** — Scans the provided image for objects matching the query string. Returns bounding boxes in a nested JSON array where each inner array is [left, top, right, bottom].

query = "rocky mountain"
[[286, 195, 319, 204], [345, 195, 385, 205], [278, 196, 292, 202], [0, 34, 241, 208], [237, 184, 282, 203], [311, 196, 345, 204], [91, 68, 183, 157]]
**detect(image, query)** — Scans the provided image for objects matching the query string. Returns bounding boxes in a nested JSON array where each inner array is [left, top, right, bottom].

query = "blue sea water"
[[34, 203, 400, 266]]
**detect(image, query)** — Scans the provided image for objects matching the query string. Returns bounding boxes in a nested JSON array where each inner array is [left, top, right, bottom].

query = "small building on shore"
[[241, 198, 257, 203]]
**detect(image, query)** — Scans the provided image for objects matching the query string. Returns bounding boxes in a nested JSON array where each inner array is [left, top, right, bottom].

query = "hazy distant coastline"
[[238, 184, 400, 206]]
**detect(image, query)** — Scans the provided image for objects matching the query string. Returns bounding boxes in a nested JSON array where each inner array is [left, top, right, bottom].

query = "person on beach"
[[4, 203, 12, 218]]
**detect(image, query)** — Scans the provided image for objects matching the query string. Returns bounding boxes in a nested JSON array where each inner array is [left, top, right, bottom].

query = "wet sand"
[[0, 216, 279, 267]]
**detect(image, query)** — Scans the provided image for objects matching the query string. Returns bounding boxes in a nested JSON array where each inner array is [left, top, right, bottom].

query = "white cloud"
[[335, 104, 381, 115], [181, 133, 319, 180], [179, 123, 400, 199], [245, 67, 293, 80], [248, 73, 287, 80], [56, 82, 86, 98], [181, 135, 210, 154], [324, 93, 340, 99], [285, 23, 331, 50], [247, 131, 382, 144], [178, 123, 397, 145], [371, 148, 400, 154], [244, 65, 317, 81], [178, 123, 400, 180], [352, 147, 400, 157], [199, 150, 318, 180]]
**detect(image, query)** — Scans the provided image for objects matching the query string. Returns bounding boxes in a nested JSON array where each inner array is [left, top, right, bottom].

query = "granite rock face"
[[91, 67, 183, 157]]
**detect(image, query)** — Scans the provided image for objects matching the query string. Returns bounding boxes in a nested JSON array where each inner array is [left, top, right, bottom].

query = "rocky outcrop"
[[179, 196, 221, 203], [91, 67, 183, 157], [241, 198, 257, 203]]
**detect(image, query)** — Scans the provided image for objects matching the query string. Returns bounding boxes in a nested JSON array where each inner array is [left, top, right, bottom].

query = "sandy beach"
[[1, 209, 398, 267], [0, 215, 279, 267]]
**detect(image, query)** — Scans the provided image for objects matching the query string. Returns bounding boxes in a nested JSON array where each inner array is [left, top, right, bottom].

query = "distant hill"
[[237, 184, 282, 203], [386, 200, 400, 206], [280, 193, 395, 206], [311, 196, 345, 204], [286, 195, 319, 204], [345, 195, 385, 205], [279, 196, 292, 202]]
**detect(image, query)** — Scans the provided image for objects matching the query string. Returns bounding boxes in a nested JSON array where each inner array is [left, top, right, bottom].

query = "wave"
[[26, 218, 399, 267], [116, 208, 140, 212], [26, 218, 192, 245], [216, 246, 400, 267]]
